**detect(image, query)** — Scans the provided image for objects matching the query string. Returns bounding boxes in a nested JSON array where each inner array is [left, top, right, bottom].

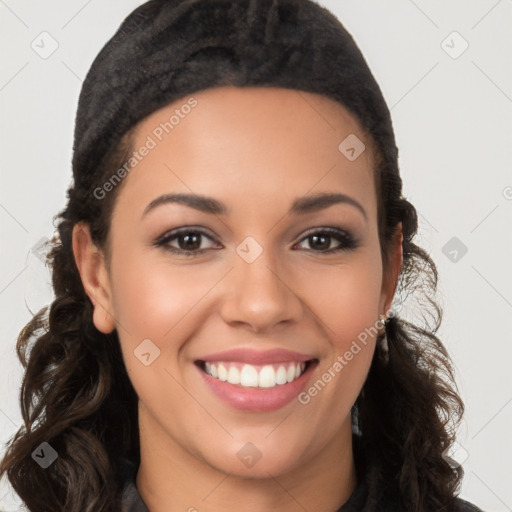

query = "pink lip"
[[198, 348, 314, 365], [195, 359, 318, 412]]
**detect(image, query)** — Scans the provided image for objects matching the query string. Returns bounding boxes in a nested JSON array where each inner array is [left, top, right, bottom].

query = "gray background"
[[1, 0, 511, 510]]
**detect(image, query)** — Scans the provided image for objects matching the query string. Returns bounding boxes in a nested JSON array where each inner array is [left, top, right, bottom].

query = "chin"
[[213, 454, 302, 480], [198, 436, 311, 480]]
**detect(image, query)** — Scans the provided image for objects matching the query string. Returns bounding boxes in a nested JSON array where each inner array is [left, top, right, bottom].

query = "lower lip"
[[196, 361, 317, 412]]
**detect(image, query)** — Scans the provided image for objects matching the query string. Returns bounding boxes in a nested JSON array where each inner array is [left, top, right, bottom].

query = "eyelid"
[[154, 226, 216, 243], [298, 225, 351, 239], [294, 226, 358, 250], [153, 224, 358, 256], [154, 225, 353, 243]]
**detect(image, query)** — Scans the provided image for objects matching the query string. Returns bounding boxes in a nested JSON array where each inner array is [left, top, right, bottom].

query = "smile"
[[195, 354, 318, 412], [199, 361, 308, 388]]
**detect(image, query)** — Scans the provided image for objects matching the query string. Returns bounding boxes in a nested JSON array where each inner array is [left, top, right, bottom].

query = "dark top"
[[121, 480, 482, 512], [120, 436, 484, 511]]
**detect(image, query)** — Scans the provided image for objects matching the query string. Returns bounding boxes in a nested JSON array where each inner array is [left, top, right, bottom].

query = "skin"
[[73, 86, 403, 512]]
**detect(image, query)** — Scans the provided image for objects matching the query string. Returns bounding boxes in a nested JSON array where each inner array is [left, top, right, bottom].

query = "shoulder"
[[120, 480, 149, 512], [454, 496, 485, 511]]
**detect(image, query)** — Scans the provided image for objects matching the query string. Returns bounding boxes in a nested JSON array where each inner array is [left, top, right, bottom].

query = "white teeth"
[[258, 365, 276, 388], [275, 365, 288, 385], [203, 361, 307, 388], [217, 363, 228, 381], [240, 364, 258, 387], [227, 366, 240, 385]]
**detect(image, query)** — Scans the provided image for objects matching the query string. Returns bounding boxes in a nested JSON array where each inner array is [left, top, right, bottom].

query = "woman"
[[0, 1, 484, 511]]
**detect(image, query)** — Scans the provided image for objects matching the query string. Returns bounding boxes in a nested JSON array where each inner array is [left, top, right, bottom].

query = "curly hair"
[[1, 1, 464, 511]]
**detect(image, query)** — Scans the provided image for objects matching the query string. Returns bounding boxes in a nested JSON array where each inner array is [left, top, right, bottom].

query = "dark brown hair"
[[1, 1, 464, 510]]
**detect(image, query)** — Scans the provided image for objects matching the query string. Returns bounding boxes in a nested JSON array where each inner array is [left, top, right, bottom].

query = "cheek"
[[110, 250, 215, 334], [295, 248, 383, 392], [109, 252, 221, 409], [110, 241, 384, 357], [296, 250, 383, 342]]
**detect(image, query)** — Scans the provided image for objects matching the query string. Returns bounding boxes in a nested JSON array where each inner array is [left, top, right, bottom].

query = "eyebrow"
[[142, 192, 367, 220]]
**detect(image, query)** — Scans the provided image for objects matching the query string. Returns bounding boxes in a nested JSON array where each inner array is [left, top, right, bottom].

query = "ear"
[[379, 222, 403, 317], [72, 222, 116, 334]]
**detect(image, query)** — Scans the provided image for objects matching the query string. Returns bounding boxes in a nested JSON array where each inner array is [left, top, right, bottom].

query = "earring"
[[377, 313, 391, 361], [379, 314, 389, 327]]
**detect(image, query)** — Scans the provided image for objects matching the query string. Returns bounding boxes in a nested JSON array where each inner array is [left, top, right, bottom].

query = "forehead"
[[114, 86, 376, 218]]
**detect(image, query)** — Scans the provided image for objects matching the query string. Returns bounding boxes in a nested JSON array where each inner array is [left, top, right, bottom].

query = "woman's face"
[[75, 86, 401, 479]]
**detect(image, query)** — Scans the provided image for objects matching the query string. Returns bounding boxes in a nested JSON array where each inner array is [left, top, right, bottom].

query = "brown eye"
[[155, 228, 218, 256], [295, 228, 358, 253], [175, 232, 202, 251]]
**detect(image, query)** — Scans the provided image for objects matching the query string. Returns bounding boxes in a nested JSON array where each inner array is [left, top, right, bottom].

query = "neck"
[[136, 404, 358, 512]]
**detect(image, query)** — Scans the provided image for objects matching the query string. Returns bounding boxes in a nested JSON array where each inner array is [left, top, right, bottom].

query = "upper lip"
[[198, 348, 315, 365]]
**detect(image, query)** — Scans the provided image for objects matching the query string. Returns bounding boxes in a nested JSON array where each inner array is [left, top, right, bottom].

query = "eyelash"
[[153, 226, 359, 257]]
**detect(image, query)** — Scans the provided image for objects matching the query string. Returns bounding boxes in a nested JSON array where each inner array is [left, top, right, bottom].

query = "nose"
[[218, 247, 304, 333]]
